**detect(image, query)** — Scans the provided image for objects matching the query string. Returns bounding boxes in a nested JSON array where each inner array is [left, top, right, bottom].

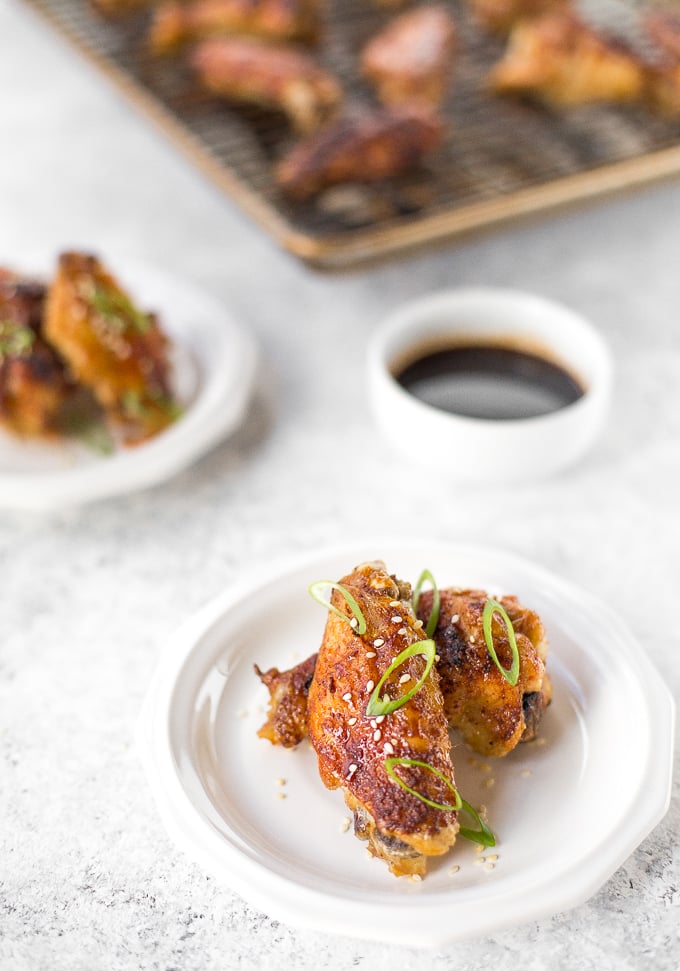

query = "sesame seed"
[[485, 778, 496, 789], [375, 715, 385, 724], [348, 717, 357, 726], [275, 778, 286, 786], [383, 742, 394, 755], [342, 692, 352, 702], [451, 614, 460, 624], [340, 817, 351, 833], [484, 862, 495, 872], [389, 601, 401, 608], [448, 865, 460, 876], [391, 616, 402, 624], [373, 730, 382, 741], [469, 635, 476, 644], [521, 768, 532, 778], [350, 617, 358, 628], [399, 673, 411, 684], [391, 739, 398, 746], [366, 651, 376, 659], [481, 763, 491, 772], [473, 858, 485, 866], [398, 627, 407, 636], [475, 844, 484, 854], [347, 763, 358, 779], [409, 874, 422, 883], [276, 792, 286, 800], [366, 680, 375, 692], [370, 720, 377, 729], [485, 854, 498, 862], [435, 654, 441, 662], [373, 638, 385, 647], [414, 619, 424, 630]]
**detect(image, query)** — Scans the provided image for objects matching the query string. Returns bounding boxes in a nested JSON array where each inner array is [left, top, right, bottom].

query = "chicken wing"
[[149, 0, 319, 54], [489, 11, 646, 105], [191, 38, 341, 133], [44, 253, 177, 445], [257, 588, 550, 756], [276, 106, 443, 201], [417, 588, 551, 757], [306, 561, 458, 877], [0, 273, 74, 437], [360, 5, 457, 109]]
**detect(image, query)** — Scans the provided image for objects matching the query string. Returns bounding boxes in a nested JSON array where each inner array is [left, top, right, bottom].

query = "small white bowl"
[[367, 288, 612, 482]]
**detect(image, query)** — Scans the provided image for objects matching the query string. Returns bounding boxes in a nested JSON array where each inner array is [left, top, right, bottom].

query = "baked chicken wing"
[[149, 0, 319, 54], [44, 253, 176, 445], [255, 652, 317, 747], [489, 11, 646, 105], [360, 5, 457, 109], [417, 588, 551, 757], [191, 38, 341, 133], [306, 561, 459, 877], [275, 106, 443, 201], [0, 273, 74, 437]]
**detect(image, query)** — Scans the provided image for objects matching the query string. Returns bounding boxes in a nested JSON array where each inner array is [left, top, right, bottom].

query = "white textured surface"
[[0, 1, 678, 968]]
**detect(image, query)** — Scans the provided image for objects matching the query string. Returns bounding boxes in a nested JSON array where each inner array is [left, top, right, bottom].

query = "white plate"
[[138, 543, 674, 947], [0, 259, 257, 509]]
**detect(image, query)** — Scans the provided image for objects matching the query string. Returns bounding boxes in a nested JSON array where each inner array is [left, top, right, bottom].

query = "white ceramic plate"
[[0, 259, 257, 509], [138, 544, 674, 947]]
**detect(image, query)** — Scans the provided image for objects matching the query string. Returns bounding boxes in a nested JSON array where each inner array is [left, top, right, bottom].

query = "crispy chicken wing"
[[468, 0, 567, 34], [306, 561, 458, 877], [0, 273, 74, 437], [149, 0, 319, 54], [44, 253, 176, 445], [276, 106, 443, 201], [191, 38, 341, 133], [490, 11, 646, 105], [258, 587, 551, 755], [417, 588, 551, 757], [361, 5, 457, 109]]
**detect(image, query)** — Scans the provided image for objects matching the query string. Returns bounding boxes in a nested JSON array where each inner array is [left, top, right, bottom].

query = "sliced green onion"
[[385, 757, 461, 812], [411, 568, 440, 638], [482, 598, 520, 686], [0, 322, 35, 359], [366, 639, 436, 716], [308, 581, 367, 635], [92, 286, 152, 335], [458, 799, 496, 847]]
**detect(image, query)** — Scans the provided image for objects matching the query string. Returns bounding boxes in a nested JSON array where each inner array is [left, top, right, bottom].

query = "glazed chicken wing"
[[417, 588, 551, 757], [361, 5, 457, 109], [44, 253, 176, 445], [306, 561, 458, 877], [275, 106, 443, 201], [255, 652, 317, 747], [191, 38, 341, 133], [490, 11, 646, 105], [149, 0, 319, 54], [0, 273, 74, 437]]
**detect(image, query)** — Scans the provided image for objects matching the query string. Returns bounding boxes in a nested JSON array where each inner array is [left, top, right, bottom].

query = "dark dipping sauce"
[[395, 343, 585, 421]]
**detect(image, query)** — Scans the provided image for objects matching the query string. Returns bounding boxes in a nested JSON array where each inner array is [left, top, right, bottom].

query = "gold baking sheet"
[[24, 0, 680, 267]]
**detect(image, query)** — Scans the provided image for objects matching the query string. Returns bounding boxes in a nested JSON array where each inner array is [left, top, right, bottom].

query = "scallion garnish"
[[411, 568, 440, 638], [458, 799, 496, 847], [0, 322, 35, 359], [308, 581, 367, 635], [92, 286, 152, 335], [366, 639, 435, 716], [384, 757, 461, 812], [482, 598, 520, 686]]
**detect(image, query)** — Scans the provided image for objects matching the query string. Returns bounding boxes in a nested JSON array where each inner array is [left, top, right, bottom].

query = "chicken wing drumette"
[[361, 5, 457, 109], [0, 272, 75, 437], [306, 561, 459, 877], [191, 38, 341, 133], [276, 106, 443, 201], [44, 253, 177, 445], [417, 588, 551, 757], [489, 11, 646, 105], [149, 0, 319, 54]]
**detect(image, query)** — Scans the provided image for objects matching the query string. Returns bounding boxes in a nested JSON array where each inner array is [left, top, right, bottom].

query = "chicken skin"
[[44, 253, 176, 445], [191, 38, 341, 133], [306, 562, 459, 877], [490, 11, 646, 106], [275, 106, 443, 201], [0, 273, 74, 438], [417, 588, 551, 757], [149, 0, 319, 54], [361, 5, 457, 109], [257, 587, 551, 755]]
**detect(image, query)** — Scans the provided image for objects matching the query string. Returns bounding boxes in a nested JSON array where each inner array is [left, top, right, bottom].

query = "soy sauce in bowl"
[[394, 342, 584, 421]]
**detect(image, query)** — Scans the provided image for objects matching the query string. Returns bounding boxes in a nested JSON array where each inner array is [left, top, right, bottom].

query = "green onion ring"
[[308, 581, 367, 635], [384, 757, 462, 812], [366, 639, 436, 716], [458, 799, 497, 847], [411, 569, 440, 638], [482, 598, 520, 686]]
